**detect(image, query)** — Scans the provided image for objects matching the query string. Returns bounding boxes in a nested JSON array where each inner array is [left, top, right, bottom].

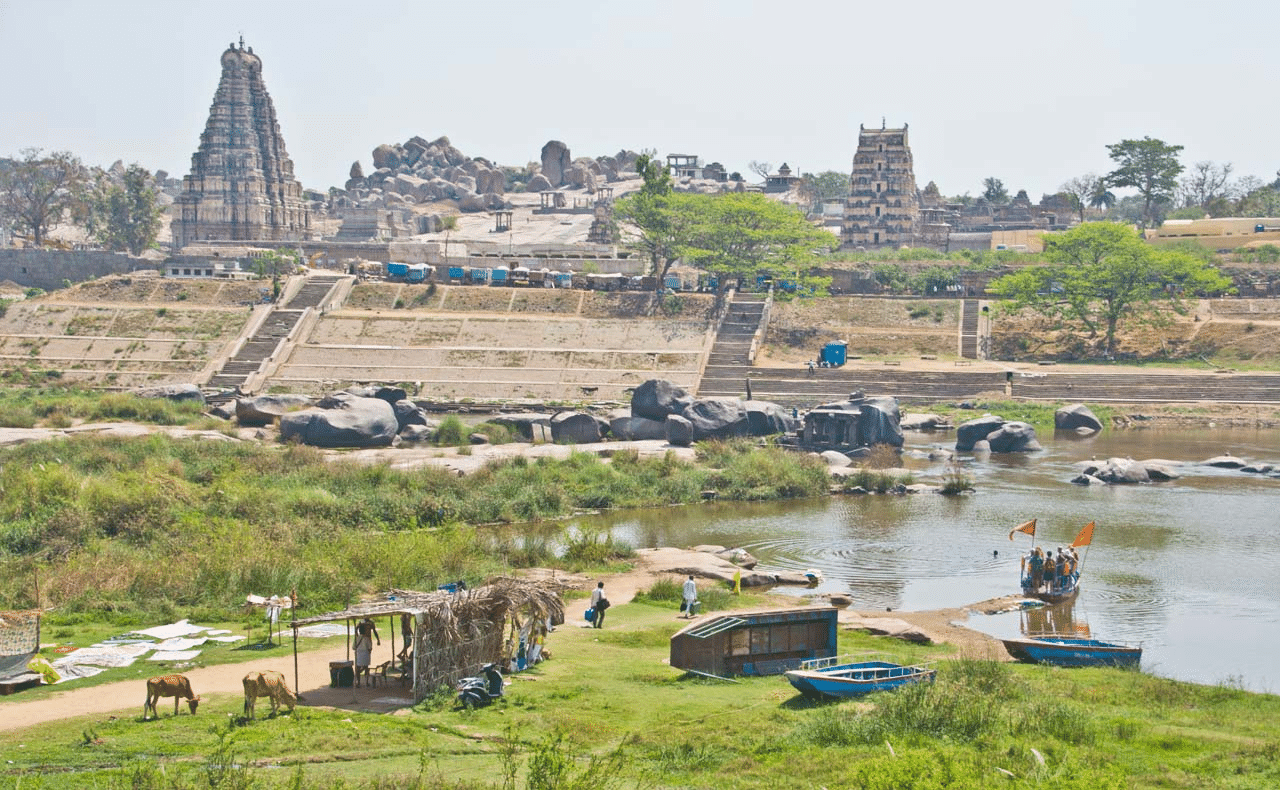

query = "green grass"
[[0, 431, 828, 622], [4, 597, 1277, 789]]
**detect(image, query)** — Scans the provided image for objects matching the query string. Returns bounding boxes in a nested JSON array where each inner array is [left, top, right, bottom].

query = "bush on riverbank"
[[0, 434, 827, 619]]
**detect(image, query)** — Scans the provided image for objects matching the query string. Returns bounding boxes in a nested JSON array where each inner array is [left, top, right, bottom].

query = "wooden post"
[[291, 589, 300, 701]]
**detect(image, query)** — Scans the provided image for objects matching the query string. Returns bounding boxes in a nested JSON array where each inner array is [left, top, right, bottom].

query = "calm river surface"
[[584, 426, 1280, 693]]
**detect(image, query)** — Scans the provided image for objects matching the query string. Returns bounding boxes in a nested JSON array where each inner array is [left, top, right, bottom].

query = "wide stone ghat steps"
[[1011, 371, 1280, 403], [207, 276, 346, 391], [285, 275, 346, 309], [698, 367, 1006, 406], [705, 295, 766, 368], [959, 299, 980, 359], [698, 366, 1280, 407]]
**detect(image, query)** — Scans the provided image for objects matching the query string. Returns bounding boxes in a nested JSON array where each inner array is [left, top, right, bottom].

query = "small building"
[[667, 154, 703, 179], [764, 163, 801, 193], [801, 393, 904, 451], [669, 606, 839, 678]]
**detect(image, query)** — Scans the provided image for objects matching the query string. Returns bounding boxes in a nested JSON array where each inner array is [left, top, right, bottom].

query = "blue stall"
[[820, 341, 847, 367]]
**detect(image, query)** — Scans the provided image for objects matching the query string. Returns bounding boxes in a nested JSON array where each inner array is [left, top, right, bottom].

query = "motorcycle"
[[456, 663, 504, 708]]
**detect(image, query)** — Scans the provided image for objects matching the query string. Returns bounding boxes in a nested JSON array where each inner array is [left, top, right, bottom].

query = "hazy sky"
[[3, 0, 1277, 199]]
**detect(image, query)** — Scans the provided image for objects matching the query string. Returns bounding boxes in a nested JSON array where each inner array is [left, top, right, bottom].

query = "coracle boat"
[[1001, 635, 1142, 668], [785, 653, 936, 699]]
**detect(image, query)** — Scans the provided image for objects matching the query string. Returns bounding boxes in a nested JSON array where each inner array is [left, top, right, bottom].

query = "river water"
[[584, 426, 1280, 693]]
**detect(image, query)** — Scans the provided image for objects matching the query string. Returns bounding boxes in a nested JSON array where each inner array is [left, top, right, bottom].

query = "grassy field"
[[3, 594, 1278, 789]]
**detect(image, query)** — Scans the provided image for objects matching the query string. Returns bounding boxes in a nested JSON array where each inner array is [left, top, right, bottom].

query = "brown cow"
[[242, 670, 297, 718], [143, 674, 200, 719]]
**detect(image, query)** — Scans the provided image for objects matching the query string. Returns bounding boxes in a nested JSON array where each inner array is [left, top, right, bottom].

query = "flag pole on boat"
[[1070, 520, 1095, 574], [1009, 519, 1036, 585]]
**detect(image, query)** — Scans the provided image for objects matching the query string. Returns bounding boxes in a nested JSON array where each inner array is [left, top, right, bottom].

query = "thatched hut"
[[290, 577, 564, 703]]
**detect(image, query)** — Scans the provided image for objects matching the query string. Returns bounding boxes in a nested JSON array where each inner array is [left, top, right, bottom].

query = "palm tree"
[[1089, 185, 1117, 216]]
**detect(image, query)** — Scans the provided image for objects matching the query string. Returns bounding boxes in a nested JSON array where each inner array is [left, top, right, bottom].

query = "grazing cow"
[[242, 670, 297, 718], [143, 674, 200, 719]]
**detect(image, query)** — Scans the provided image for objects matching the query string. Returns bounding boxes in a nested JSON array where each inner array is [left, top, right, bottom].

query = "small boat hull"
[[785, 658, 936, 699], [1002, 636, 1141, 668], [1022, 575, 1079, 604]]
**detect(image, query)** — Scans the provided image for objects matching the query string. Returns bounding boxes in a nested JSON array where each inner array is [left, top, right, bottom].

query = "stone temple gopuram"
[[171, 39, 310, 251], [840, 122, 920, 250]]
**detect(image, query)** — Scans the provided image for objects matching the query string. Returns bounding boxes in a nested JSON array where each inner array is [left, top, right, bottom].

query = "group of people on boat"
[[1021, 546, 1080, 596]]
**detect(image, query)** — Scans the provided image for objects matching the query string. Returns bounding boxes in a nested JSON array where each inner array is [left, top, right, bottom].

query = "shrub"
[[433, 415, 468, 446]]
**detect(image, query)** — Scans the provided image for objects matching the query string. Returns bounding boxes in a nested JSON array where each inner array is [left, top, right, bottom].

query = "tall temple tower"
[[840, 123, 920, 249], [171, 40, 310, 251]]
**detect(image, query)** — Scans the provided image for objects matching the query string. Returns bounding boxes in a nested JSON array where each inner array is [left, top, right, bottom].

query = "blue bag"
[[584, 608, 595, 622]]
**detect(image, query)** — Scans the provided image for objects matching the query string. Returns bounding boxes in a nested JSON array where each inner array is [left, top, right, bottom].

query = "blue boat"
[[1001, 636, 1141, 668], [784, 653, 936, 699]]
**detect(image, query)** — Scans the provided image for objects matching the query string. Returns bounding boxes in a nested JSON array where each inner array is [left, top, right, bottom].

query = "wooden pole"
[[291, 589, 300, 701]]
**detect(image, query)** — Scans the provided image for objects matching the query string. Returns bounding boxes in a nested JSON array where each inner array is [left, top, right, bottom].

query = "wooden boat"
[[1001, 635, 1141, 668], [785, 653, 936, 699], [1021, 571, 1079, 604]]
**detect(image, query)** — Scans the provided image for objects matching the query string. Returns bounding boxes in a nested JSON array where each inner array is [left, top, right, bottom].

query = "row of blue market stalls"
[[384, 261, 708, 292]]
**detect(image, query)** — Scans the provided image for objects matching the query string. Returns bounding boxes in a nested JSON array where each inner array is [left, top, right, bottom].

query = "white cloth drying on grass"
[[53, 664, 108, 683], [148, 650, 201, 661], [128, 619, 210, 640], [51, 643, 150, 670], [206, 635, 245, 643], [295, 623, 348, 638], [152, 637, 207, 652]]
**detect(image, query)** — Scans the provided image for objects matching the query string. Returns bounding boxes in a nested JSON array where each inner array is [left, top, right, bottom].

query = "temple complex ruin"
[[171, 39, 310, 251], [841, 123, 920, 250]]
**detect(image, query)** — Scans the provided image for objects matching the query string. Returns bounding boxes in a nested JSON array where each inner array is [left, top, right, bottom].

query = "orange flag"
[[1008, 519, 1036, 541], [1071, 521, 1095, 548]]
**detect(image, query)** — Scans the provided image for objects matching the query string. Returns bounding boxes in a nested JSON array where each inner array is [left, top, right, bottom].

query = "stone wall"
[[0, 249, 154, 291]]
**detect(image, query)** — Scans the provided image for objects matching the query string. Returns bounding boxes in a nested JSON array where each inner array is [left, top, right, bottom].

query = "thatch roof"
[[290, 577, 565, 637]]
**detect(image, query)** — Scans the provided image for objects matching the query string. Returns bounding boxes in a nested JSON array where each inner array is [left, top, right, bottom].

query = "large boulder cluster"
[[338, 135, 508, 215], [333, 135, 644, 215], [955, 414, 1041, 452], [624, 379, 800, 446]]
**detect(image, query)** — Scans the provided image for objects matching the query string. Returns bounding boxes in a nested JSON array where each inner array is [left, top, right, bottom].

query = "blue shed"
[[820, 341, 847, 367], [447, 266, 466, 282], [490, 267, 509, 284], [669, 606, 839, 678]]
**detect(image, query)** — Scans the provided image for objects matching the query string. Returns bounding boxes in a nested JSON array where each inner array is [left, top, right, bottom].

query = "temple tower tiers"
[[171, 40, 310, 251], [841, 123, 920, 249]]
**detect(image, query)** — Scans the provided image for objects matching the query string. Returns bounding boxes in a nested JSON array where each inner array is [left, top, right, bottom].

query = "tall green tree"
[[86, 164, 163, 255], [1060, 173, 1103, 223], [681, 192, 836, 291], [798, 170, 849, 211], [1105, 136, 1184, 227], [987, 223, 1232, 357], [982, 177, 1009, 204], [614, 154, 693, 297], [0, 148, 88, 246]]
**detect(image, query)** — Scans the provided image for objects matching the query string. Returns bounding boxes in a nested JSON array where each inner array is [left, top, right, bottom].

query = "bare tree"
[[1060, 173, 1103, 223], [0, 148, 88, 246], [1179, 161, 1235, 209], [748, 161, 772, 182]]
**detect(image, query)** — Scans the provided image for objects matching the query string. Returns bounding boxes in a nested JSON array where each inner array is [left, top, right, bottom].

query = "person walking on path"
[[681, 575, 698, 618], [590, 582, 609, 629]]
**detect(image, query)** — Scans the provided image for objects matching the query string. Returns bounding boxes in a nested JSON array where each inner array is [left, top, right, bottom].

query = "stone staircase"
[[959, 299, 981, 359], [205, 275, 347, 393], [697, 293, 768, 397]]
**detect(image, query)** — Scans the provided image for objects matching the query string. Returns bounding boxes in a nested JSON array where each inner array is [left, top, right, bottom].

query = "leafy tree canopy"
[[1105, 136, 1184, 228], [982, 177, 1009, 204], [681, 192, 836, 291], [987, 223, 1232, 356], [85, 164, 163, 256], [615, 186, 835, 298], [0, 148, 89, 246], [799, 170, 849, 209]]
